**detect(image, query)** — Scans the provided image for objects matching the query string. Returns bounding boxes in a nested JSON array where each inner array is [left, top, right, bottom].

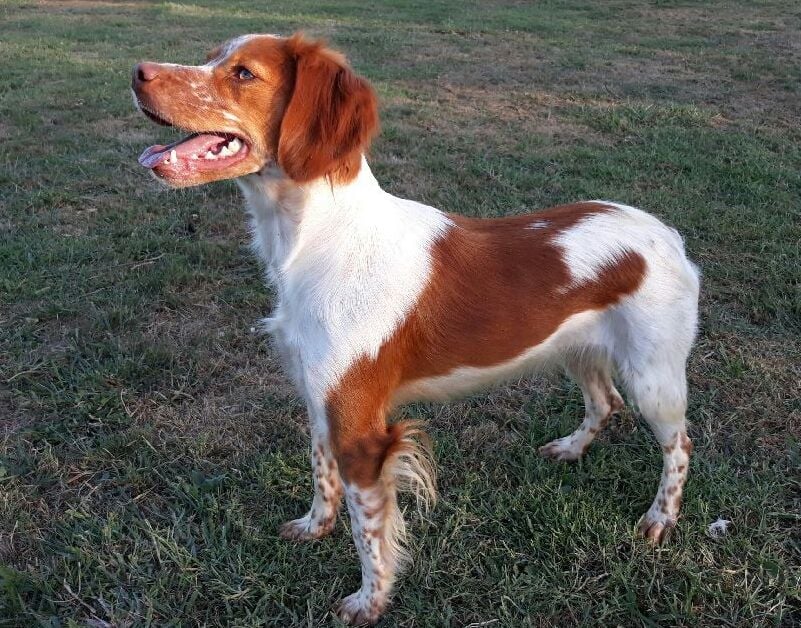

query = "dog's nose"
[[132, 62, 161, 88]]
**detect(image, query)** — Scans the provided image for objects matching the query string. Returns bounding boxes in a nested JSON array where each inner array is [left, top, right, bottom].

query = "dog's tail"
[[380, 420, 437, 571]]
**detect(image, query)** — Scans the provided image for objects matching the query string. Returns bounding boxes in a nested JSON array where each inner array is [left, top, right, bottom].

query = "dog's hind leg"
[[539, 353, 624, 461], [626, 364, 692, 543]]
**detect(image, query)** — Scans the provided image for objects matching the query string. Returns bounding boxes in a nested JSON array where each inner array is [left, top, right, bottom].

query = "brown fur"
[[327, 202, 647, 486]]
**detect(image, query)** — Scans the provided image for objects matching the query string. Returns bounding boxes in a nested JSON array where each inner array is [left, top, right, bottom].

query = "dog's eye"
[[236, 67, 255, 80]]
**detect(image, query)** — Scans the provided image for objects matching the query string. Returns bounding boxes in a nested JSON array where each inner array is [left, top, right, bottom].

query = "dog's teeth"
[[205, 151, 216, 160], [228, 138, 242, 153], [170, 149, 177, 164], [220, 146, 232, 158]]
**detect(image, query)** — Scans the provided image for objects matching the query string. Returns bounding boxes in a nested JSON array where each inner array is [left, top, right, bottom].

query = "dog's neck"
[[235, 153, 452, 293], [238, 156, 381, 216], [236, 156, 386, 282]]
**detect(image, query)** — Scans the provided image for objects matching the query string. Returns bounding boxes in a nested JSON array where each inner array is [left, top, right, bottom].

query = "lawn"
[[1, 0, 799, 625]]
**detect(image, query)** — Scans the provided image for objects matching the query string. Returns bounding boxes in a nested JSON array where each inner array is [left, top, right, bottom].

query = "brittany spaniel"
[[132, 33, 700, 624]]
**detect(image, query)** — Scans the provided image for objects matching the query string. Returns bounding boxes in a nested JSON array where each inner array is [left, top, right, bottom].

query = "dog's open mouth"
[[137, 107, 250, 178]]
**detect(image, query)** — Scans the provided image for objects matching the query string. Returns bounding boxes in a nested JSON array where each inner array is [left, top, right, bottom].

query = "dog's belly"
[[392, 309, 604, 406]]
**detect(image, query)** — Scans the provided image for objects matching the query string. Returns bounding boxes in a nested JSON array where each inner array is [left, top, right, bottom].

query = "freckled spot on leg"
[[677, 465, 686, 473], [666, 485, 677, 496]]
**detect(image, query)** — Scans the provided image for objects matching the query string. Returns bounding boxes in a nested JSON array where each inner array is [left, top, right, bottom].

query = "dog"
[[132, 33, 700, 625]]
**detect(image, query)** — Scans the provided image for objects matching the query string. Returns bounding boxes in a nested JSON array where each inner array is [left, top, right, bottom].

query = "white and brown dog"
[[132, 33, 700, 624]]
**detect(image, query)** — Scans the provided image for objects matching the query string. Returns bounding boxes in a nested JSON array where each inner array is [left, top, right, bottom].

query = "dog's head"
[[131, 34, 378, 187]]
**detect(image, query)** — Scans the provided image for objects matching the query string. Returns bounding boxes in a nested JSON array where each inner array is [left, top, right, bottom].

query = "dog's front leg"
[[326, 391, 422, 625], [335, 476, 399, 625], [279, 409, 343, 541], [333, 432, 401, 625]]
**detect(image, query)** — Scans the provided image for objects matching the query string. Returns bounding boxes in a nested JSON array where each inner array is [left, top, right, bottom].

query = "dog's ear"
[[278, 35, 378, 183]]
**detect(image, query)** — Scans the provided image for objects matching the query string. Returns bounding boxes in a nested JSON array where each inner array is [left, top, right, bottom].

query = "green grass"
[[1, 0, 800, 625]]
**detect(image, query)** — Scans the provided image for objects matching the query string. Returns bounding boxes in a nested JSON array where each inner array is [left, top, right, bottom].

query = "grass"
[[1, 0, 800, 625]]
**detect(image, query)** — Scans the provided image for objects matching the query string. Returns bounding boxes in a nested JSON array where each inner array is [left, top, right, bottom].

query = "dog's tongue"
[[138, 132, 228, 169]]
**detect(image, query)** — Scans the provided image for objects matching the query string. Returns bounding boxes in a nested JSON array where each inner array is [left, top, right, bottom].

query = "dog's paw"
[[278, 513, 335, 541], [538, 435, 585, 461], [334, 589, 386, 626], [637, 510, 676, 544]]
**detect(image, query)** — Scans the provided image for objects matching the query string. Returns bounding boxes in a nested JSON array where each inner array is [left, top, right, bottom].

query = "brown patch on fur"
[[328, 202, 646, 485], [678, 432, 693, 455], [393, 205, 646, 378]]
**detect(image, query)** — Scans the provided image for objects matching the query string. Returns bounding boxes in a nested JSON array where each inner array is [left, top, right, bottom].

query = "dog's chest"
[[263, 237, 430, 399], [259, 214, 452, 399], [238, 169, 453, 399]]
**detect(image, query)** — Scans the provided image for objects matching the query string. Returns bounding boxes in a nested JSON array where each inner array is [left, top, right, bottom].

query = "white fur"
[[237, 159, 453, 405], [336, 423, 435, 624], [554, 201, 698, 285]]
